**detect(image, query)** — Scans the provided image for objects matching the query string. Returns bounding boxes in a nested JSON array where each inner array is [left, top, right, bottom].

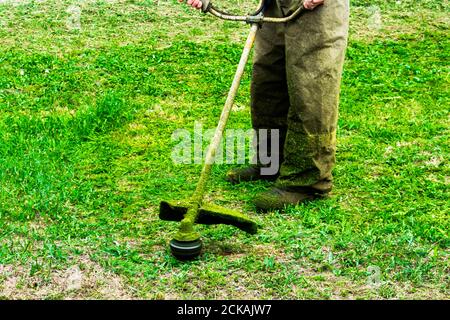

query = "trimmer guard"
[[160, 200, 258, 235]]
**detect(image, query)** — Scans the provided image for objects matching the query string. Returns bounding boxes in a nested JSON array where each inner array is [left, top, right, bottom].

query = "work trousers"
[[251, 0, 349, 191]]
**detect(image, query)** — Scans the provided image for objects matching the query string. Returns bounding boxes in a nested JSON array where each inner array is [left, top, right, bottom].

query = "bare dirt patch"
[[0, 254, 135, 299]]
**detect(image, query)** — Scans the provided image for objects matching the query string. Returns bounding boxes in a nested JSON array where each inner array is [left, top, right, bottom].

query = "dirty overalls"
[[252, 0, 350, 192]]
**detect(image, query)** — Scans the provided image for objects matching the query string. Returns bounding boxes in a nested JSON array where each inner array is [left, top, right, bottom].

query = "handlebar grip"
[[201, 0, 211, 13]]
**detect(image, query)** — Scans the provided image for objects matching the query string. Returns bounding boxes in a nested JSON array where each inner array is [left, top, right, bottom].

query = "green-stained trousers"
[[251, 0, 349, 191]]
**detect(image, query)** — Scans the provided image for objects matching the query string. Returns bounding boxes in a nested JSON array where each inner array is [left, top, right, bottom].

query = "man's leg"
[[277, 0, 349, 191], [254, 0, 349, 210], [227, 2, 289, 183]]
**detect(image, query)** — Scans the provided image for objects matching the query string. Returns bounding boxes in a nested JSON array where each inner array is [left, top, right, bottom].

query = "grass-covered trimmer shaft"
[[159, 0, 305, 260]]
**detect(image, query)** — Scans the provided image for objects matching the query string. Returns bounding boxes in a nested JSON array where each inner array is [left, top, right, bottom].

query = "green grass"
[[0, 0, 448, 299]]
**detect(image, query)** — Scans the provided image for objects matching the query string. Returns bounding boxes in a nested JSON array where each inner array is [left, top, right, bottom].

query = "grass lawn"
[[0, 0, 448, 299]]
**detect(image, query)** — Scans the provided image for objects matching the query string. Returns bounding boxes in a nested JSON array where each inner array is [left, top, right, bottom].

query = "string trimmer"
[[159, 0, 305, 260]]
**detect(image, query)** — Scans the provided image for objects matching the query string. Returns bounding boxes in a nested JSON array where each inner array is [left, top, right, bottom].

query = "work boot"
[[226, 165, 278, 184], [253, 187, 329, 212]]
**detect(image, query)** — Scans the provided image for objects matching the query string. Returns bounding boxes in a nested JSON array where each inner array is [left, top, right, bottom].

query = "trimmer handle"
[[196, 0, 305, 24]]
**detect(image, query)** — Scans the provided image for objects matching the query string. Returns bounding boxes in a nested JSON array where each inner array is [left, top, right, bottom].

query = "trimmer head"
[[160, 200, 258, 260], [169, 239, 203, 260]]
